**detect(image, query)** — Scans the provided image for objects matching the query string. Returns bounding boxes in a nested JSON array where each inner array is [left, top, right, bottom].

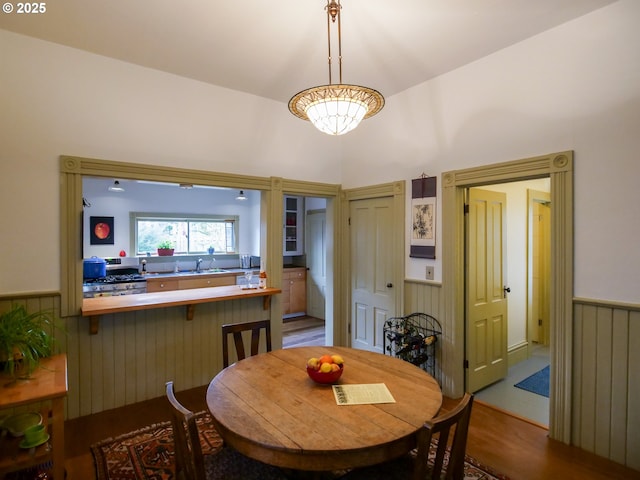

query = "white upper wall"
[[82, 178, 262, 259], [342, 0, 640, 303], [0, 29, 340, 294], [0, 1, 638, 303]]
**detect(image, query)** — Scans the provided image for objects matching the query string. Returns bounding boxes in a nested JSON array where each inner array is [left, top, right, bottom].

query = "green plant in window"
[[157, 240, 174, 249]]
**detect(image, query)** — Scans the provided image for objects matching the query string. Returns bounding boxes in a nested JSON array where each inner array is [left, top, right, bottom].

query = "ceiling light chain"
[[289, 0, 384, 136]]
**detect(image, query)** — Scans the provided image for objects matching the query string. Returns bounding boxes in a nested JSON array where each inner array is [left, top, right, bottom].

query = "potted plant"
[[157, 240, 175, 256], [0, 305, 55, 380]]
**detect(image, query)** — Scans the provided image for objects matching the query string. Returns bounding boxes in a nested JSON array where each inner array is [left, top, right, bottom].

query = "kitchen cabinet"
[[284, 196, 304, 256], [146, 273, 236, 292], [146, 278, 179, 292], [282, 267, 306, 317], [0, 354, 67, 480], [178, 275, 235, 289]]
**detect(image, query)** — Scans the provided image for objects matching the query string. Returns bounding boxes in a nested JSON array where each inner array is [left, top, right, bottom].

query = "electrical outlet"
[[425, 266, 434, 280]]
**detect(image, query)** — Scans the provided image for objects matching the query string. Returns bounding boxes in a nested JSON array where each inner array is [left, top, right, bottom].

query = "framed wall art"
[[410, 175, 436, 259], [90, 216, 114, 245]]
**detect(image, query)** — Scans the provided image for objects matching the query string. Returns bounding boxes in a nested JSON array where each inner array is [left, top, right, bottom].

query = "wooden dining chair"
[[166, 381, 207, 480], [166, 381, 288, 480], [413, 392, 474, 480], [222, 319, 272, 368], [339, 393, 474, 480]]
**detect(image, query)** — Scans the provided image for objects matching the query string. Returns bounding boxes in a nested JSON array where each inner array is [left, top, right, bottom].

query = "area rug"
[[91, 412, 222, 480], [514, 365, 550, 398], [91, 411, 509, 480]]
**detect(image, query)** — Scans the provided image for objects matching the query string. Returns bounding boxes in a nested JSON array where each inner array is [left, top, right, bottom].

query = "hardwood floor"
[[61, 320, 640, 480], [283, 316, 325, 348]]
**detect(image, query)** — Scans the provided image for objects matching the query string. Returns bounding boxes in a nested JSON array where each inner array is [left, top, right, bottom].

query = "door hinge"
[[348, 323, 351, 335], [464, 359, 469, 369], [348, 217, 351, 226], [538, 319, 543, 326], [463, 204, 469, 214]]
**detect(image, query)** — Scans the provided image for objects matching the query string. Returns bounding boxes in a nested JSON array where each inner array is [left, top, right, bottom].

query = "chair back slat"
[[166, 381, 207, 480], [413, 392, 474, 480], [222, 319, 272, 368]]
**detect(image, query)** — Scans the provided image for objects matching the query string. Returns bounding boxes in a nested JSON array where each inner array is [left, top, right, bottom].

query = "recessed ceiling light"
[[108, 180, 124, 192]]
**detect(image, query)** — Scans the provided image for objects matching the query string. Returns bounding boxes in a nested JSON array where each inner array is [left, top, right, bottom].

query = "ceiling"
[[0, 0, 615, 104]]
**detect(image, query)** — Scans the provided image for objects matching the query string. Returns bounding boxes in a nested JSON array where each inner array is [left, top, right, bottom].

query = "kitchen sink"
[[173, 269, 230, 275], [145, 269, 230, 276]]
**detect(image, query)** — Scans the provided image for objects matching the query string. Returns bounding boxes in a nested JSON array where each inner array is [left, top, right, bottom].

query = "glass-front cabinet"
[[284, 195, 303, 256]]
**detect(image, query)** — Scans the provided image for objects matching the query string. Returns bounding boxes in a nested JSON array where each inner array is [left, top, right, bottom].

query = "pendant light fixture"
[[288, 0, 384, 136], [236, 190, 247, 200], [108, 180, 124, 192]]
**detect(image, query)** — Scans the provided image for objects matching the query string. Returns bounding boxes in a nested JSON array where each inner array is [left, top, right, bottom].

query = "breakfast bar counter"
[[81, 286, 281, 334]]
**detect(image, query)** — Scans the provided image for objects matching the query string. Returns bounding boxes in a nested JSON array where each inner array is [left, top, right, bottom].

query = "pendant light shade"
[[236, 190, 247, 200], [108, 180, 124, 192], [288, 0, 384, 136]]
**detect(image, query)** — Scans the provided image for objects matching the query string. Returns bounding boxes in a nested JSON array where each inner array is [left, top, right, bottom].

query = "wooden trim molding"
[[442, 151, 573, 444], [59, 155, 341, 325], [574, 297, 640, 312]]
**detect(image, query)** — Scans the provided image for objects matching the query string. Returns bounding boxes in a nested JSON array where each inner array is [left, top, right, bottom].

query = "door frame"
[[442, 151, 573, 443], [527, 189, 551, 347], [341, 181, 406, 347]]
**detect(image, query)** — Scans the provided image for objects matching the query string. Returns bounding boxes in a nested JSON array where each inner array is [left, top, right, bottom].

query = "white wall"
[[82, 178, 261, 259], [1, 2, 638, 303], [0, 29, 340, 295], [344, 0, 640, 304]]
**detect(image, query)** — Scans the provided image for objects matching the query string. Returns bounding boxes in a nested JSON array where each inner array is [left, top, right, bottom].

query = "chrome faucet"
[[196, 258, 203, 273]]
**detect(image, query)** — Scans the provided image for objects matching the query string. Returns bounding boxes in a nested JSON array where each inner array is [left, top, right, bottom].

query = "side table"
[[0, 354, 68, 479]]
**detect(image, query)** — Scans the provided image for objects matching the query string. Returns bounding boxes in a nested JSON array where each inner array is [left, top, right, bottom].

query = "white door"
[[350, 197, 395, 353], [466, 188, 509, 392], [306, 210, 326, 320]]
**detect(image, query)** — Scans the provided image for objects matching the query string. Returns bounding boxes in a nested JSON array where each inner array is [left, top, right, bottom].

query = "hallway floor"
[[474, 344, 550, 427]]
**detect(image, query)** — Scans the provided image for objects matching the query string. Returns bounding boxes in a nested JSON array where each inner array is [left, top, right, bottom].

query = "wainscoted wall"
[[0, 293, 270, 419], [404, 280, 640, 470], [4, 289, 640, 470], [403, 280, 445, 387], [572, 299, 640, 471]]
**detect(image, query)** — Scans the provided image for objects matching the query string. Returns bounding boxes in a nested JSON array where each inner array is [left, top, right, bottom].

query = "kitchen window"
[[132, 212, 239, 256]]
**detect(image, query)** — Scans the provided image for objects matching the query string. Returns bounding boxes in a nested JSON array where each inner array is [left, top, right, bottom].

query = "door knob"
[[387, 283, 393, 288], [503, 286, 511, 298]]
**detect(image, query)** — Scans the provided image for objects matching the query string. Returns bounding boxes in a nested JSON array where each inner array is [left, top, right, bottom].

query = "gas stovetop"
[[83, 274, 147, 298], [84, 274, 146, 284]]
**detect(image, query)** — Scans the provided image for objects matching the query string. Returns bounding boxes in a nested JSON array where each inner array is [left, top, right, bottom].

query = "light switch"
[[425, 266, 434, 280]]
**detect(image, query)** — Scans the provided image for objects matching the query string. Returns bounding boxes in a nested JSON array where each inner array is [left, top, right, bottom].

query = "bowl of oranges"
[[306, 354, 344, 384]]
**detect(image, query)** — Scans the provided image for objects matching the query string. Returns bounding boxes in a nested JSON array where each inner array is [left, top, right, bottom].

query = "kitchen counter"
[[81, 285, 280, 334], [141, 268, 259, 278]]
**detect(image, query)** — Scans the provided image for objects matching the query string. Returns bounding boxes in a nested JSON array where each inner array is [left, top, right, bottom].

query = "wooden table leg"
[[50, 397, 65, 479]]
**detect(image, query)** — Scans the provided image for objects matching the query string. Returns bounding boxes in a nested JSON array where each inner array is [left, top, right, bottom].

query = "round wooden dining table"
[[206, 346, 442, 472]]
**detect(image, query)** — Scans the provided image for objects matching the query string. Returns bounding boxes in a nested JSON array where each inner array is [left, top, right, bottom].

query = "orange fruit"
[[318, 354, 333, 365]]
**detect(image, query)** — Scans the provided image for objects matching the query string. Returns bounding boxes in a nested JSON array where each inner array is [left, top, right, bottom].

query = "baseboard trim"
[[508, 341, 529, 367], [474, 398, 549, 431]]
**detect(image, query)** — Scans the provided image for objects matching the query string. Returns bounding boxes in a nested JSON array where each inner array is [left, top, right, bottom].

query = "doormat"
[[514, 365, 550, 398], [91, 411, 510, 480]]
